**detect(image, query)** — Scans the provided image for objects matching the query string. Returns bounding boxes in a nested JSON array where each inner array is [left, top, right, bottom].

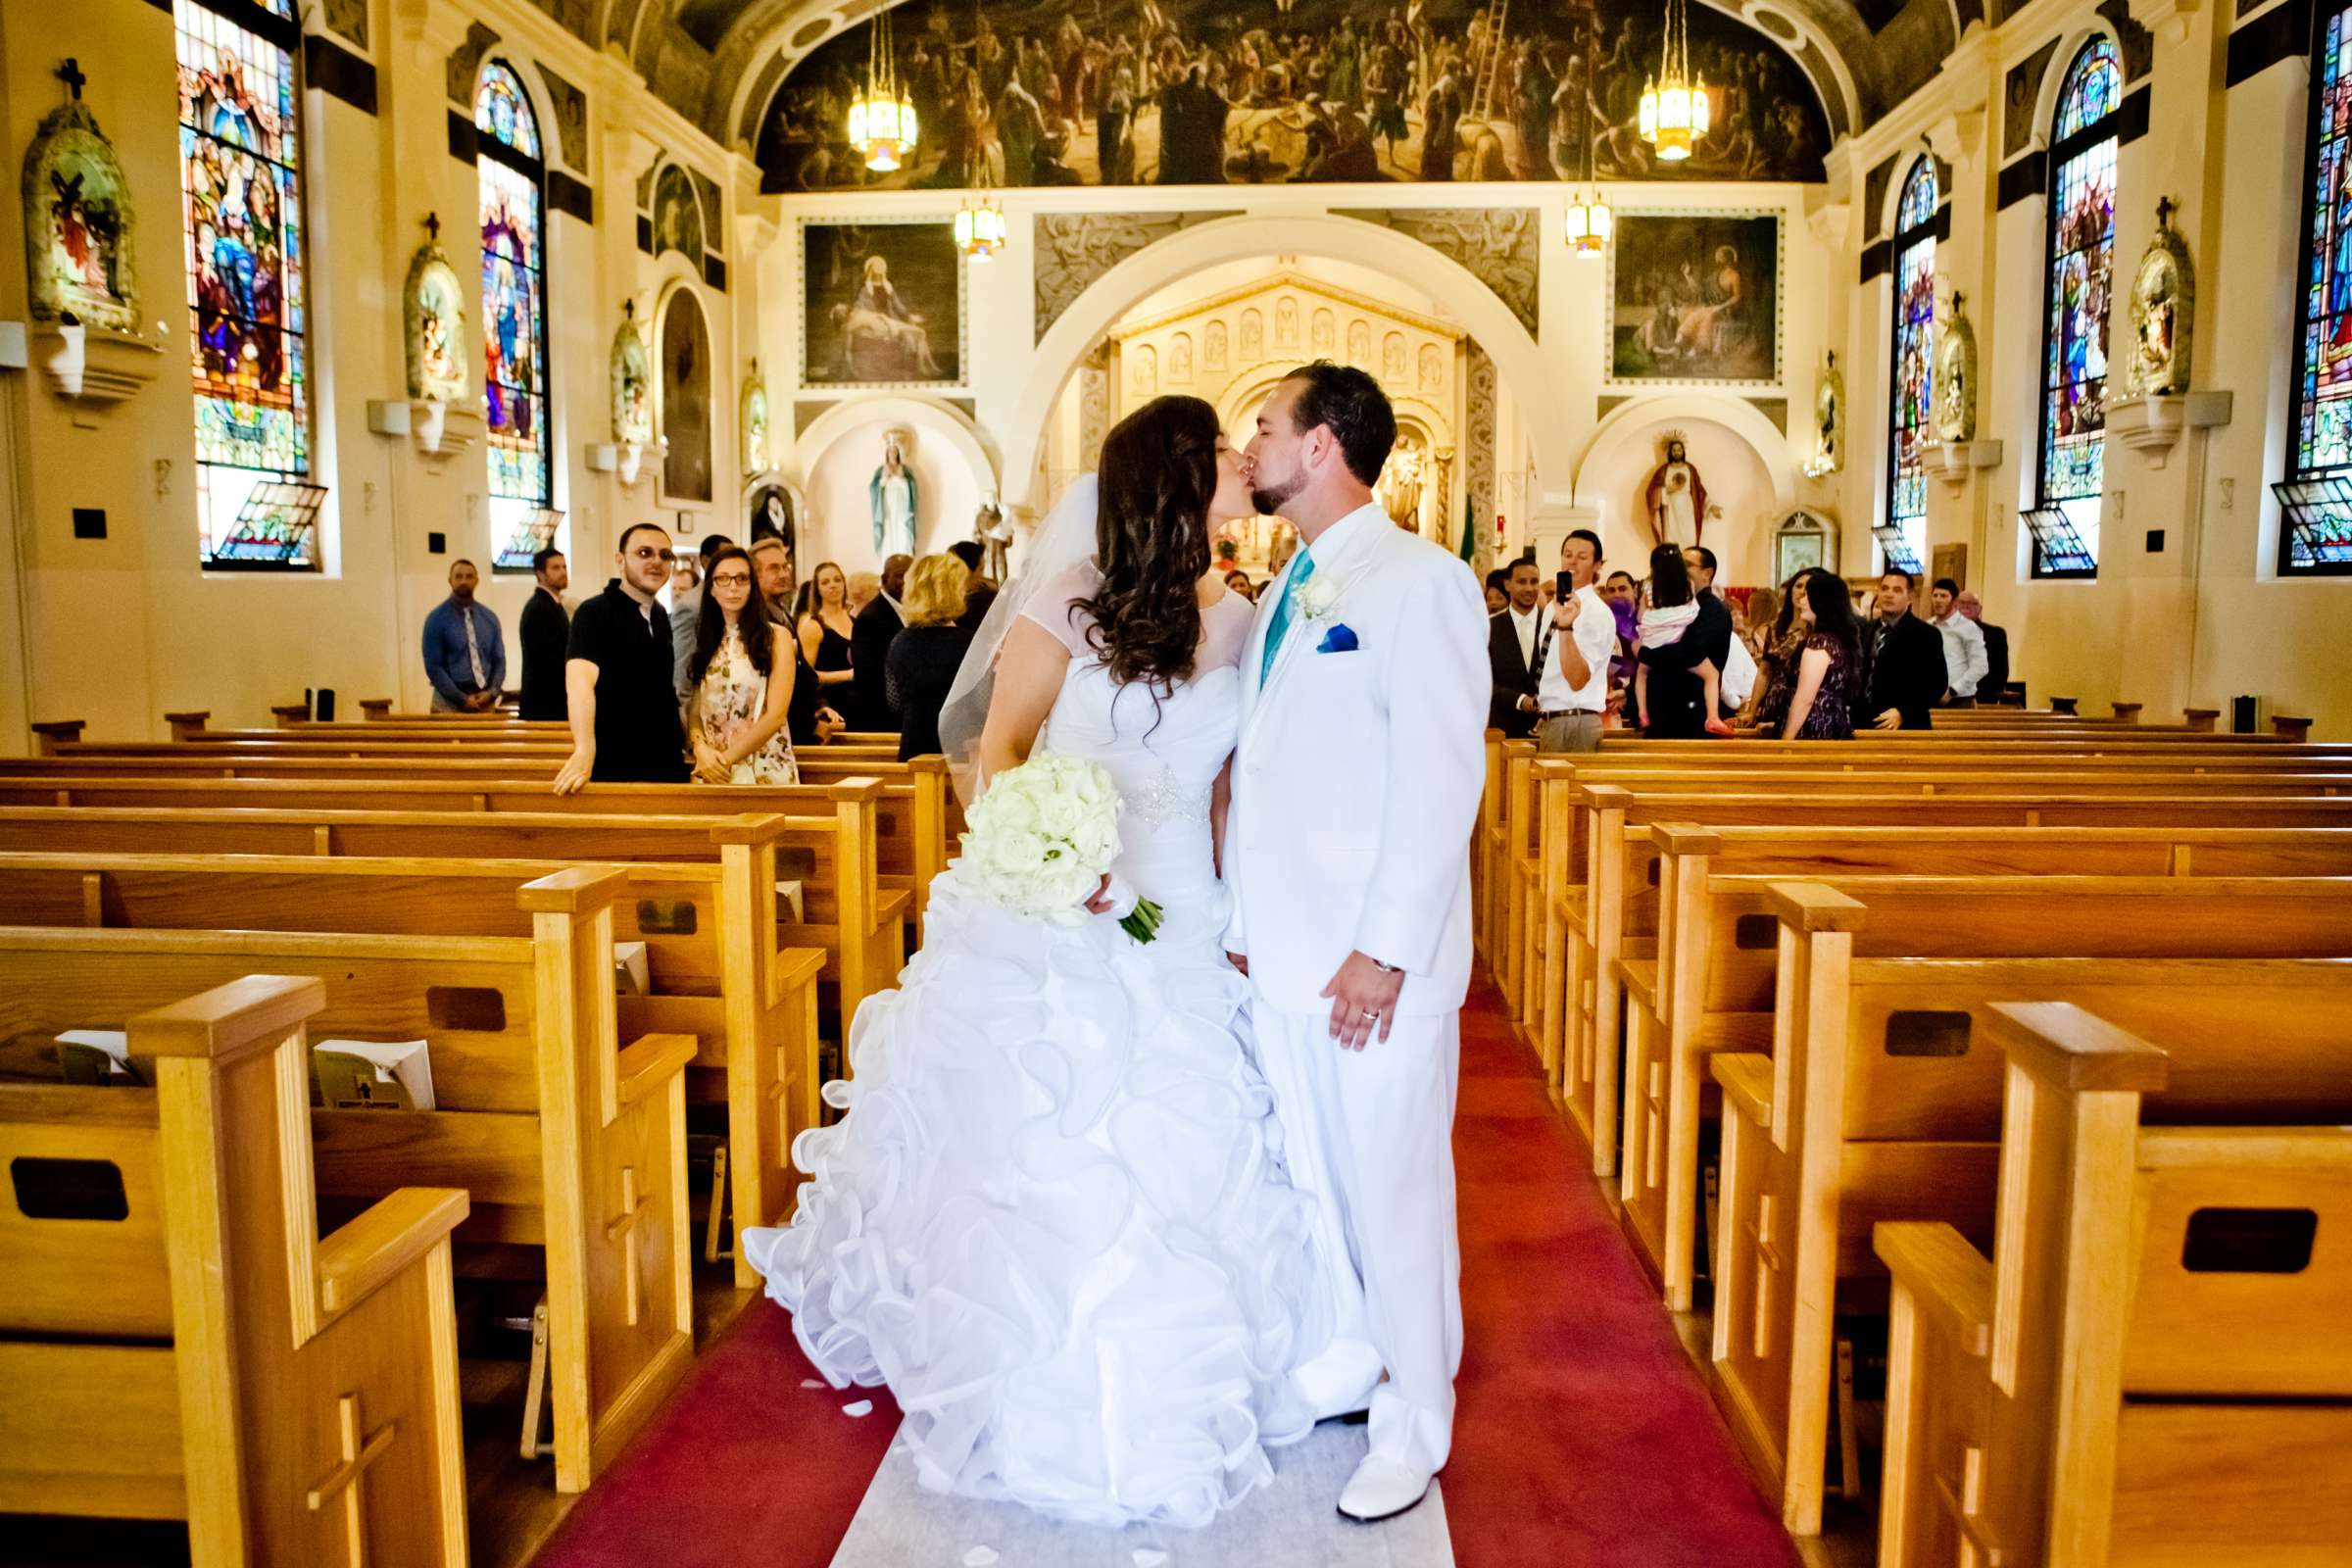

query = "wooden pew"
[[1549, 783, 2352, 1177], [1877, 1003, 2352, 1566], [1620, 826, 2352, 1310], [0, 975, 470, 1563], [1705, 911, 2352, 1535], [0, 851, 825, 1288], [0, 765, 956, 941], [0, 802, 906, 1051], [0, 868, 696, 1494]]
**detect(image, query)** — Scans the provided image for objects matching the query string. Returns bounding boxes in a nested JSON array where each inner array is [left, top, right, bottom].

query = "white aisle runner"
[[830, 1422, 1455, 1568]]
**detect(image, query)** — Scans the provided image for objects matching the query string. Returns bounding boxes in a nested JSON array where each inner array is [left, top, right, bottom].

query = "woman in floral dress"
[[687, 545, 799, 784], [1775, 567, 1861, 741]]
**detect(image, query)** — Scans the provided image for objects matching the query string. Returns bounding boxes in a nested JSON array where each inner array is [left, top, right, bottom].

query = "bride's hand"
[[1082, 873, 1116, 915]]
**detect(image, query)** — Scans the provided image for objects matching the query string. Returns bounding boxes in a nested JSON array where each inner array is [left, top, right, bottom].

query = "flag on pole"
[[1457, 491, 1478, 567]]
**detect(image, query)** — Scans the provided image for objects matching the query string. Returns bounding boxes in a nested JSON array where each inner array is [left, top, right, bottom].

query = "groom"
[[1226, 363, 1490, 1522]]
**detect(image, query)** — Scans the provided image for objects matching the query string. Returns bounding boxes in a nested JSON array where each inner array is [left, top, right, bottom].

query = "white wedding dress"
[[741, 569, 1329, 1530]]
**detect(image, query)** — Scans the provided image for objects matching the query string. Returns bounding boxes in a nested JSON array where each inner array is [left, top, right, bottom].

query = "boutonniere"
[[1298, 572, 1349, 621]]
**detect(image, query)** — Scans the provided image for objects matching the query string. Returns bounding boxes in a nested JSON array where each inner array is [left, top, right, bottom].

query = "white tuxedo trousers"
[[1250, 1002, 1462, 1473]]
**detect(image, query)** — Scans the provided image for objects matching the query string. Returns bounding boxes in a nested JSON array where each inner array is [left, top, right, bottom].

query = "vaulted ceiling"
[[539, 0, 1972, 162]]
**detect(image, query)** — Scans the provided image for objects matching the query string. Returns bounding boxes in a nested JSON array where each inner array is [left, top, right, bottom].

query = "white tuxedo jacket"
[[1224, 502, 1491, 1015]]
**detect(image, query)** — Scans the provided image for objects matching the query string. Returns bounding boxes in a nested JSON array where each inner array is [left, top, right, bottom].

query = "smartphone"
[[1556, 570, 1574, 603]]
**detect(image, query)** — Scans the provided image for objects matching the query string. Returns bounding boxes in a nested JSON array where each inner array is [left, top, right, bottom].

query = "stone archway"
[[1002, 214, 1570, 519], [1573, 392, 1801, 587]]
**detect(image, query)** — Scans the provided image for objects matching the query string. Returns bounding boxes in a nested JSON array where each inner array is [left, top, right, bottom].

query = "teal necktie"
[[1259, 547, 1317, 686]]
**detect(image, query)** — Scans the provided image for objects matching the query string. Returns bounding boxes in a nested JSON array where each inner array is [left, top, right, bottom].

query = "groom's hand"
[[1225, 952, 1250, 976], [1322, 952, 1405, 1052]]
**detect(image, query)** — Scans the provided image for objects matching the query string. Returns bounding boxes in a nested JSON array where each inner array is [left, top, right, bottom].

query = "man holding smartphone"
[[1535, 528, 1615, 754]]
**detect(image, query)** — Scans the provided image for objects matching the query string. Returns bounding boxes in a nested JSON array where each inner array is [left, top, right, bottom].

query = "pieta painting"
[[611, 305, 653, 444], [660, 287, 713, 503], [23, 90, 139, 332], [1607, 212, 1780, 385], [403, 231, 467, 403], [802, 219, 964, 387]]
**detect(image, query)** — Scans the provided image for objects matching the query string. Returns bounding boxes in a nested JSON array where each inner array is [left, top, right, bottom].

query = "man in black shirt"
[[517, 547, 570, 720], [947, 540, 997, 633], [1862, 568, 1949, 731], [850, 552, 912, 731], [554, 522, 689, 791]]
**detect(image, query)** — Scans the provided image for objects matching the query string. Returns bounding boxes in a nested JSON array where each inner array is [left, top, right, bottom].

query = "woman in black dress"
[[1777, 568, 1861, 740], [795, 561, 858, 703], [884, 554, 974, 761]]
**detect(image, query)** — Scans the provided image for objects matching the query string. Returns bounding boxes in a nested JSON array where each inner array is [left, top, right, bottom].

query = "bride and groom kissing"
[[741, 363, 1491, 1530]]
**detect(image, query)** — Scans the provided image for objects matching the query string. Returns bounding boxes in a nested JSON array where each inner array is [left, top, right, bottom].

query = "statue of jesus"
[[1642, 436, 1708, 548]]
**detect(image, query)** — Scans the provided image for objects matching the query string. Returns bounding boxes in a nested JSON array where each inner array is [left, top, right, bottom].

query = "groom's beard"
[[1250, 467, 1303, 517]]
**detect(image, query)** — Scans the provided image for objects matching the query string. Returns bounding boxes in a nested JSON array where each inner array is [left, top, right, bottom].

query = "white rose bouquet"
[[959, 752, 1162, 942]]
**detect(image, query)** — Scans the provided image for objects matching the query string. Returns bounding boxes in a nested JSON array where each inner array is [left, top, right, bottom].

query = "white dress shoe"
[[1337, 1453, 1434, 1523]]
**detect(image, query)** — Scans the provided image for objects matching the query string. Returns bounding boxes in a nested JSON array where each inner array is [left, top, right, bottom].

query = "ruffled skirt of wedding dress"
[[739, 869, 1330, 1530]]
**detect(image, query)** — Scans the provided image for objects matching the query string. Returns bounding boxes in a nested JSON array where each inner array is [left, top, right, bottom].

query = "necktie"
[[1258, 547, 1316, 686], [463, 606, 486, 689]]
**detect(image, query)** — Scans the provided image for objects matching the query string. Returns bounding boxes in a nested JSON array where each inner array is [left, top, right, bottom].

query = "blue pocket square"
[[1317, 623, 1359, 654]]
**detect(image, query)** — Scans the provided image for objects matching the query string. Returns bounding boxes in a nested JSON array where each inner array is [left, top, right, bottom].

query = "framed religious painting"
[[800, 217, 964, 389], [23, 88, 140, 332], [403, 232, 467, 404], [1605, 210, 1783, 388]]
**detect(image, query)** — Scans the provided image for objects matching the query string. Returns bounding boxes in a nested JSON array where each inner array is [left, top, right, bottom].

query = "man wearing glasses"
[[555, 522, 691, 792]]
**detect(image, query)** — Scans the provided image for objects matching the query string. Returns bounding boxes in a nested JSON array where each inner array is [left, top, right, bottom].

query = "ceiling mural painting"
[[752, 0, 1834, 192]]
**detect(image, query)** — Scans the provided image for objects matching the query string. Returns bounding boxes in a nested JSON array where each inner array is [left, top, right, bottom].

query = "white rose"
[[1298, 574, 1343, 619]]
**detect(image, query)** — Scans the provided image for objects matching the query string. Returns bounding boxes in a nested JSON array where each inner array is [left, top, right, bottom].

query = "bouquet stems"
[[1119, 899, 1163, 944]]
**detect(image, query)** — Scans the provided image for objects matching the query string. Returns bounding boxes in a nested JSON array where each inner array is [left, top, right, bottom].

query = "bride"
[[741, 394, 1330, 1529]]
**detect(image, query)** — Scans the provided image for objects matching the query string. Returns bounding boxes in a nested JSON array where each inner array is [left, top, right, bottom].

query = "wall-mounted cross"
[[606, 1165, 654, 1328], [2155, 194, 2176, 230], [423, 212, 441, 244], [306, 1393, 398, 1567], [1951, 289, 1967, 318], [56, 58, 85, 102]]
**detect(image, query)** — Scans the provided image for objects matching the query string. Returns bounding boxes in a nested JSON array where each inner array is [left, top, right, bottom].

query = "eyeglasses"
[[710, 572, 752, 588]]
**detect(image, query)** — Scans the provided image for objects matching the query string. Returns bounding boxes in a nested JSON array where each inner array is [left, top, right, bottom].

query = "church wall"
[[1824, 0, 2351, 734]]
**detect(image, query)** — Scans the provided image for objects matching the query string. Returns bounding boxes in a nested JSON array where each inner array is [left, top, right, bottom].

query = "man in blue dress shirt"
[[421, 559, 507, 711]]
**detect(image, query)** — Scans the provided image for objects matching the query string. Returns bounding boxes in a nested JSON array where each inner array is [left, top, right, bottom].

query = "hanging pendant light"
[[1639, 0, 1709, 162], [847, 10, 917, 172], [1564, 34, 1612, 257], [955, 198, 1006, 261]]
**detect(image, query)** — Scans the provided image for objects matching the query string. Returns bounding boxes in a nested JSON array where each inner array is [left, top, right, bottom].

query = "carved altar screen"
[[2285, 0, 2352, 574], [1885, 158, 1936, 578], [477, 61, 554, 569], [174, 0, 313, 567], [2034, 37, 2121, 579]]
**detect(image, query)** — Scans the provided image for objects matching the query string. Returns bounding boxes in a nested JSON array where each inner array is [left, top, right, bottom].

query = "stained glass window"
[[1885, 158, 1937, 577], [2286, 1, 2352, 573], [174, 0, 311, 568], [2034, 37, 2121, 579], [477, 61, 554, 571]]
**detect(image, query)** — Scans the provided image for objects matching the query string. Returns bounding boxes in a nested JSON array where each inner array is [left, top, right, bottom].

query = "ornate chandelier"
[[955, 198, 1006, 261], [846, 11, 916, 172], [1563, 35, 1611, 257], [1639, 0, 1710, 162]]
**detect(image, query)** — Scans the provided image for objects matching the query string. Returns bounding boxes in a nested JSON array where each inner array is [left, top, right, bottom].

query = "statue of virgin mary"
[[869, 429, 918, 557]]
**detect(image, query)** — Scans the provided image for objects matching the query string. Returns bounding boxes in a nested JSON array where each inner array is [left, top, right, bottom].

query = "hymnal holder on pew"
[[311, 1038, 435, 1110], [56, 1027, 142, 1085]]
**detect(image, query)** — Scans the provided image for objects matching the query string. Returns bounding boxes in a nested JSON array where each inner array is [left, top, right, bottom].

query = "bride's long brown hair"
[[1076, 395, 1217, 694]]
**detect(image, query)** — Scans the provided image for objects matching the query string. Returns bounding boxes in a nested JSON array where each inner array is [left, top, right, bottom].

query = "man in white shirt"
[[1929, 576, 1988, 707], [1486, 557, 1545, 738], [1536, 529, 1615, 754]]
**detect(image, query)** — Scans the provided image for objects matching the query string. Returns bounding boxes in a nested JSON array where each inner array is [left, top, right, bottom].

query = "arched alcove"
[[791, 396, 999, 569], [1574, 394, 1797, 587]]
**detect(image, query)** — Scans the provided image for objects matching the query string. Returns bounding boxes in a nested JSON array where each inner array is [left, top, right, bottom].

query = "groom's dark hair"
[[1284, 361, 1396, 486]]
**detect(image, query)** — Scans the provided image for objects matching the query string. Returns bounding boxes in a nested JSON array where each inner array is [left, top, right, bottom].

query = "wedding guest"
[[1929, 576, 1988, 708], [753, 535, 844, 747], [850, 553, 913, 730], [1225, 568, 1256, 603], [1636, 545, 1735, 737], [554, 523, 688, 792], [672, 532, 734, 701], [1600, 569, 1641, 719], [517, 547, 570, 720], [1534, 529, 1614, 754], [1862, 568, 1949, 730], [1487, 556, 1544, 738], [1957, 590, 2011, 704], [847, 570, 882, 614], [796, 561, 859, 713], [947, 539, 998, 631], [884, 554, 971, 761], [1747, 570, 1814, 731], [1483, 566, 1511, 614], [686, 545, 798, 784], [422, 559, 506, 712], [1777, 568, 1863, 740], [1683, 544, 1754, 719], [1741, 585, 1782, 663]]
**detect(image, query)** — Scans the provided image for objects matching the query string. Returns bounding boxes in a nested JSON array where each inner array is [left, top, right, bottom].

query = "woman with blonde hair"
[[884, 554, 972, 760]]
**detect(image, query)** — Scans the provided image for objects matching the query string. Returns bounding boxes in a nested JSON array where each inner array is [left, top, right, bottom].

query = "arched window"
[[2281, 0, 2352, 573], [476, 62, 554, 572], [1884, 158, 1937, 577], [173, 0, 316, 569], [2030, 36, 2122, 579]]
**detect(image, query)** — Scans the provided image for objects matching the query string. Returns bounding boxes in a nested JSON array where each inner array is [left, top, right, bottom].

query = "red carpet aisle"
[[532, 974, 1794, 1568]]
